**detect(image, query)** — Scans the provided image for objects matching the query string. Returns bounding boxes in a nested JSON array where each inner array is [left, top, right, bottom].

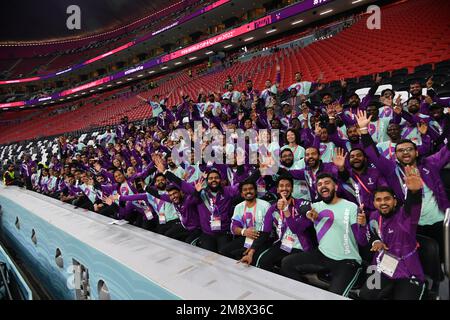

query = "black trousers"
[[155, 219, 181, 236], [73, 195, 94, 211], [163, 224, 202, 244], [281, 248, 361, 297], [417, 221, 444, 261], [359, 272, 426, 300], [98, 203, 119, 218], [198, 232, 232, 253], [255, 242, 301, 272], [219, 236, 272, 263]]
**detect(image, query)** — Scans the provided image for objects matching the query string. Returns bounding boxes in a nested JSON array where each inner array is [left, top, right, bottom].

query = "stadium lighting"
[[98, 87, 104, 90], [266, 29, 277, 34], [205, 51, 214, 55], [224, 44, 233, 48], [148, 71, 155, 74], [174, 62, 182, 65], [351, 0, 363, 3], [116, 81, 123, 84], [107, 84, 112, 87], [320, 9, 333, 15], [137, 74, 144, 77], [292, 19, 303, 25], [81, 92, 86, 94], [188, 56, 197, 60], [90, 90, 95, 92], [244, 37, 254, 41], [161, 66, 168, 70], [126, 78, 133, 81]]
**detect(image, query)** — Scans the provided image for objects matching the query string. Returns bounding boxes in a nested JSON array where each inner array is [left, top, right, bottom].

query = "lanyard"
[[353, 173, 371, 194], [388, 141, 393, 159], [209, 192, 218, 217], [378, 215, 383, 241], [156, 197, 165, 212]]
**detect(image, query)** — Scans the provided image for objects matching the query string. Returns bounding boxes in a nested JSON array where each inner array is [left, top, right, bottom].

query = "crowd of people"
[[5, 69, 450, 300]]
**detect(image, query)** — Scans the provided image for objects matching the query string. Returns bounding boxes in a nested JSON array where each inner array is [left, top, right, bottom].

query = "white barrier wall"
[[0, 186, 346, 300]]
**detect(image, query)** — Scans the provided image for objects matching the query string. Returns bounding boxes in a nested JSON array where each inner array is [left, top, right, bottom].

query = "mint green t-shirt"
[[419, 184, 444, 226], [312, 199, 362, 263], [231, 199, 271, 232]]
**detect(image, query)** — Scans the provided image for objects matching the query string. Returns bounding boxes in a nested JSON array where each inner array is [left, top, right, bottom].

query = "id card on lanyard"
[[156, 198, 166, 224], [243, 204, 257, 248], [210, 195, 222, 231], [278, 203, 295, 252], [375, 215, 398, 276]]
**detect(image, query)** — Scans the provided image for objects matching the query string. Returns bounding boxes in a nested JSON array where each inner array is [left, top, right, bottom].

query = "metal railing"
[[444, 208, 450, 278]]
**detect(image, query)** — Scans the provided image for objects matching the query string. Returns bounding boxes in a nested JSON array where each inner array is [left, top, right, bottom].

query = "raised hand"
[[102, 195, 113, 206], [423, 95, 433, 105], [314, 122, 322, 136], [340, 78, 347, 88], [356, 109, 372, 131], [404, 165, 423, 192], [332, 148, 347, 170], [375, 73, 382, 84], [417, 122, 428, 135], [426, 76, 433, 89], [393, 95, 403, 114], [276, 195, 289, 213], [194, 176, 205, 192]]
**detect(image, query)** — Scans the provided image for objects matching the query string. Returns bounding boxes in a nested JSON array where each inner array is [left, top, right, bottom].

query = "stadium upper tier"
[[0, 0, 224, 81]]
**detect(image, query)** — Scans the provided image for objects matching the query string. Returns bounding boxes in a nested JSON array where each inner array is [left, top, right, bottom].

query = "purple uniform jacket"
[[361, 133, 450, 213], [263, 199, 314, 252], [155, 179, 202, 231], [369, 190, 424, 281]]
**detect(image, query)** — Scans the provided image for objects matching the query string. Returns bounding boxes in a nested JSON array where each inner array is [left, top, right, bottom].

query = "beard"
[[208, 184, 220, 192], [281, 159, 293, 168], [380, 207, 396, 218], [157, 183, 166, 190], [320, 189, 335, 204]]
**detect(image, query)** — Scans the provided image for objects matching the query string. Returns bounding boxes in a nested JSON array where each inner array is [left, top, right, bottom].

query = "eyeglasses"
[[396, 147, 415, 153]]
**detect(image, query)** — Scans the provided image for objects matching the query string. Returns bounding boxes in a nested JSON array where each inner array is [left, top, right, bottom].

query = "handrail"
[[444, 208, 450, 278], [0, 262, 13, 300]]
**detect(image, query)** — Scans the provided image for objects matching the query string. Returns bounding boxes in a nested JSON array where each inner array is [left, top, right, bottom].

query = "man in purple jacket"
[[20, 154, 37, 190], [239, 176, 314, 270], [357, 110, 449, 259], [359, 166, 426, 300]]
